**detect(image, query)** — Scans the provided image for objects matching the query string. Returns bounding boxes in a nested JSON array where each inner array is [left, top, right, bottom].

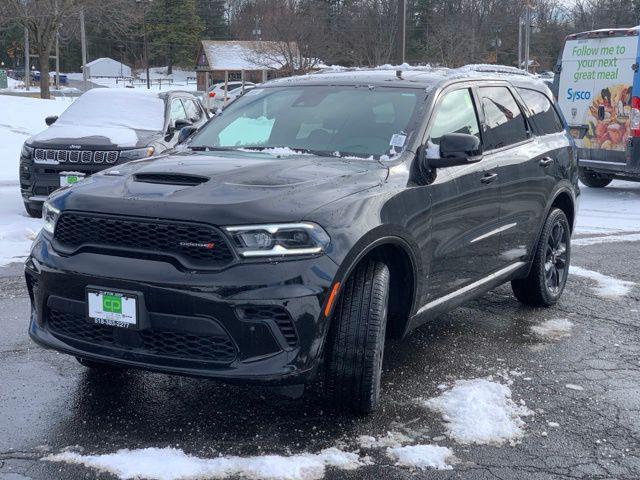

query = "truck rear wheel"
[[324, 260, 389, 415], [578, 168, 612, 188]]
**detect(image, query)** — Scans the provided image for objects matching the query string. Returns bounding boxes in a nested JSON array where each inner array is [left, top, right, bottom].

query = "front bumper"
[[26, 234, 339, 384]]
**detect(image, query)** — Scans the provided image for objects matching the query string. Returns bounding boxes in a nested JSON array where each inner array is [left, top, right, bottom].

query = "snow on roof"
[[200, 41, 293, 71], [85, 57, 128, 67]]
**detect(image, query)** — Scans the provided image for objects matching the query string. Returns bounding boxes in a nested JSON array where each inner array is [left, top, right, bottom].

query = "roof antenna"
[[396, 69, 402, 79]]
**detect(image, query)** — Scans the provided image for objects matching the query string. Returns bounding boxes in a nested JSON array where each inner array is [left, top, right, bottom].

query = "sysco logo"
[[566, 88, 591, 102]]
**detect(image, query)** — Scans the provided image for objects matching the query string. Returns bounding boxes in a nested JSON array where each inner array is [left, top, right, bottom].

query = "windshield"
[[190, 86, 424, 158], [56, 90, 165, 131]]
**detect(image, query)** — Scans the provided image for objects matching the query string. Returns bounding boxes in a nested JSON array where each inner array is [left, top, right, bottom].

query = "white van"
[[555, 27, 640, 187]]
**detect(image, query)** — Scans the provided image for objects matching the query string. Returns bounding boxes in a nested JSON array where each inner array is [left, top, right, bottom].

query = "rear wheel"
[[23, 202, 42, 218], [578, 168, 612, 188], [324, 260, 390, 415], [512, 208, 571, 307]]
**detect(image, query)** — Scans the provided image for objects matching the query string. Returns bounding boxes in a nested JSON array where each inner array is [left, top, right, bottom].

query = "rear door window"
[[517, 88, 564, 135], [479, 86, 529, 150]]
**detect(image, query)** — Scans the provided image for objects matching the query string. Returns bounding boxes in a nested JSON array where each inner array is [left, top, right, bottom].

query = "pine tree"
[[197, 0, 229, 40], [147, 0, 204, 74]]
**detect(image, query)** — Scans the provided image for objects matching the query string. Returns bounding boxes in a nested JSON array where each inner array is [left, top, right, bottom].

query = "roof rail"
[[457, 64, 532, 77]]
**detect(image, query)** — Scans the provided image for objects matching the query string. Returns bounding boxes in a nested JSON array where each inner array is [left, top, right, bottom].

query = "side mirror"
[[45, 115, 58, 126], [178, 125, 198, 144], [426, 133, 483, 169]]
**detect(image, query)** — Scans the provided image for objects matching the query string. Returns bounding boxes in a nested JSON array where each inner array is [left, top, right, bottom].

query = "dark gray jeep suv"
[[26, 67, 578, 414]]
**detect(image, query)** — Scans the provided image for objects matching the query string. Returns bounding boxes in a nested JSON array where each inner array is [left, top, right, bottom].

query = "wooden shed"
[[195, 40, 297, 90]]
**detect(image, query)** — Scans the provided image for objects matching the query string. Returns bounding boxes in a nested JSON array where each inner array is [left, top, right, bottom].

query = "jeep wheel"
[[578, 168, 612, 188], [512, 208, 571, 307], [324, 260, 390, 415], [24, 202, 42, 218]]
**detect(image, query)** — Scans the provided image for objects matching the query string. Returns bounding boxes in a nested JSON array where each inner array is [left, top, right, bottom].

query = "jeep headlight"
[[42, 201, 60, 235], [21, 144, 34, 158], [119, 146, 155, 161], [225, 223, 330, 257]]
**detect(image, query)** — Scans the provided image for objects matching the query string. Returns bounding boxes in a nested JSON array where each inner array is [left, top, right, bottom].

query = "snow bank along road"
[[1, 94, 640, 479]]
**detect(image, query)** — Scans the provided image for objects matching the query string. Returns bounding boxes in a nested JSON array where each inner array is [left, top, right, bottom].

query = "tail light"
[[208, 91, 216, 98], [631, 97, 640, 137]]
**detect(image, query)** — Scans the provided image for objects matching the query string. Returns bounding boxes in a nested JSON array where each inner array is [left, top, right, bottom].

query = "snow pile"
[[0, 185, 41, 266], [0, 95, 74, 183], [386, 444, 454, 471], [358, 431, 413, 449], [570, 265, 635, 298], [238, 147, 311, 157], [531, 318, 574, 341], [45, 446, 366, 480], [422, 379, 533, 445]]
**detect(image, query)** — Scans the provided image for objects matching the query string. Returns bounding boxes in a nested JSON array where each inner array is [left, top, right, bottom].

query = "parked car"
[[27, 67, 578, 414], [31, 71, 68, 84], [555, 26, 640, 187], [201, 81, 256, 111], [19, 88, 209, 217]]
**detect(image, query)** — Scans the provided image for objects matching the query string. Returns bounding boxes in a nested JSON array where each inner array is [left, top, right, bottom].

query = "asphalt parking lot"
[[1, 225, 639, 479]]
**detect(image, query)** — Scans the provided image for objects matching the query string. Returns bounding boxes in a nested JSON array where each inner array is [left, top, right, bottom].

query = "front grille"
[[238, 305, 298, 347], [53, 213, 235, 268], [47, 309, 237, 363], [34, 148, 119, 165]]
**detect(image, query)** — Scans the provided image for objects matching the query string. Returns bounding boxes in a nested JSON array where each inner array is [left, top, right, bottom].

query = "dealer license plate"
[[60, 173, 85, 187], [87, 289, 138, 328]]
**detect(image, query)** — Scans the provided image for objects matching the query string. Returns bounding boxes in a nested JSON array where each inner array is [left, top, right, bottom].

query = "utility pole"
[[144, 12, 150, 89], [396, 0, 407, 64], [524, 3, 531, 73], [55, 33, 60, 90], [80, 9, 88, 90], [24, 27, 29, 91], [518, 18, 522, 70]]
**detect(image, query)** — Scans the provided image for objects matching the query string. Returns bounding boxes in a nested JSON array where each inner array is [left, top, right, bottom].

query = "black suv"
[[20, 88, 209, 217], [26, 67, 578, 414]]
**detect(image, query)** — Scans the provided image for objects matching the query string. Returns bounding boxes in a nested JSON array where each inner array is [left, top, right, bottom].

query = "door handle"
[[481, 172, 498, 184], [539, 157, 554, 167]]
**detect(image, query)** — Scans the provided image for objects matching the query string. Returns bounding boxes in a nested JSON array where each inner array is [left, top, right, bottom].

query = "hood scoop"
[[133, 173, 210, 186]]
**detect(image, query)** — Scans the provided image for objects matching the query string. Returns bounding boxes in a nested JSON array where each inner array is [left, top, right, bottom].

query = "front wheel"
[[512, 208, 571, 307], [324, 260, 390, 415], [579, 168, 612, 188]]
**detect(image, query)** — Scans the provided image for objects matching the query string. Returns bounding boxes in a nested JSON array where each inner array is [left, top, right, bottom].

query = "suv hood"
[[56, 150, 387, 225], [28, 124, 158, 149]]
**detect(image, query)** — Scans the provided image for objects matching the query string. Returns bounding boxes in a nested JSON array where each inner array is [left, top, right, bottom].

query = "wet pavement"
[[1, 237, 639, 480]]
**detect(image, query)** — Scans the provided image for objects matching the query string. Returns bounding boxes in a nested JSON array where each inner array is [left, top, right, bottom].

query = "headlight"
[[225, 223, 330, 258], [21, 144, 34, 158], [119, 146, 155, 161], [42, 201, 60, 235]]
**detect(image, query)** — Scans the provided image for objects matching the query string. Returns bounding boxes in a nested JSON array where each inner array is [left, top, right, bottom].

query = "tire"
[[512, 208, 571, 307], [324, 260, 390, 415], [76, 357, 124, 371], [24, 202, 42, 218], [579, 168, 612, 188]]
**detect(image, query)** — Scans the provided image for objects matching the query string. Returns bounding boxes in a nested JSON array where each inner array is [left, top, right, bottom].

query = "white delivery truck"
[[555, 27, 640, 187]]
